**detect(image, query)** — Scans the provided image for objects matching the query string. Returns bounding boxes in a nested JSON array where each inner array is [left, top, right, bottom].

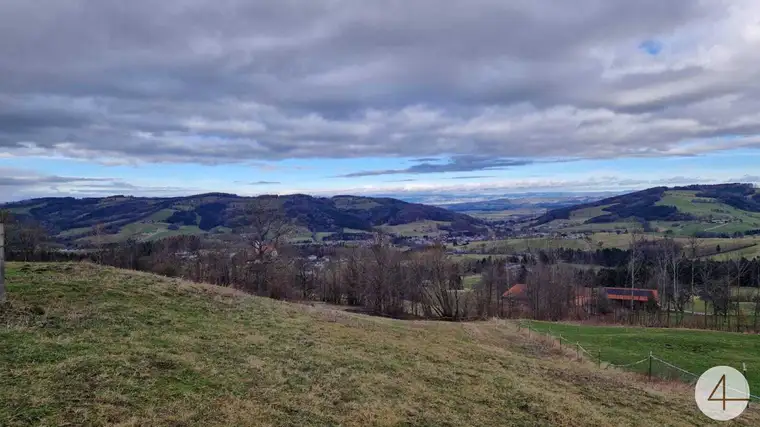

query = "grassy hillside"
[[2, 263, 753, 426], [454, 233, 758, 256], [2, 193, 481, 244], [533, 184, 760, 236]]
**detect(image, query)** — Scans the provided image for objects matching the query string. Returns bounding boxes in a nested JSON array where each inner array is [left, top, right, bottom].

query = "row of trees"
[[3, 207, 760, 331], [1, 205, 489, 320], [498, 232, 760, 331]]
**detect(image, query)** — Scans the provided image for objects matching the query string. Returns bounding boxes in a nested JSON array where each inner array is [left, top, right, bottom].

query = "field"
[[654, 191, 760, 235], [454, 233, 759, 260], [460, 208, 545, 221], [2, 263, 753, 426], [377, 220, 450, 237], [525, 321, 760, 394], [536, 188, 760, 237]]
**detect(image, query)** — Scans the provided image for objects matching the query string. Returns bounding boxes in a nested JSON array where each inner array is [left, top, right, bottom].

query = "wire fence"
[[516, 320, 760, 402]]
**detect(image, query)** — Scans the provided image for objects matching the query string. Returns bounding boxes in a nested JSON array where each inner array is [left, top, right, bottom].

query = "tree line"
[[3, 208, 760, 331]]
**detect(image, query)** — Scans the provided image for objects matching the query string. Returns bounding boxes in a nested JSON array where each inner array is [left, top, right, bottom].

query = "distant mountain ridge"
[[442, 194, 616, 212], [3, 193, 483, 242]]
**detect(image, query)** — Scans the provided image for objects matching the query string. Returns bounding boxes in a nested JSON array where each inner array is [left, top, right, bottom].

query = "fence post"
[[576, 342, 580, 360], [743, 362, 749, 408], [558, 334, 562, 350], [598, 349, 601, 368], [648, 351, 653, 382]]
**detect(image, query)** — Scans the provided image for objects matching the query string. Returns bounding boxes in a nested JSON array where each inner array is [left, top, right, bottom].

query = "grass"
[[526, 321, 760, 394], [147, 225, 205, 241], [655, 191, 760, 234], [378, 220, 450, 237], [455, 234, 759, 261], [147, 208, 177, 222], [56, 226, 94, 238], [462, 274, 481, 288], [462, 208, 545, 221], [75, 222, 207, 244], [449, 253, 512, 261], [568, 204, 616, 220], [3, 263, 754, 426], [542, 190, 760, 236]]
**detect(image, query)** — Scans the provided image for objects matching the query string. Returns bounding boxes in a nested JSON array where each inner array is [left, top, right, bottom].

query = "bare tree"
[[654, 240, 671, 325], [243, 198, 293, 259], [687, 235, 702, 315], [241, 198, 294, 296], [9, 218, 47, 261], [662, 236, 686, 324], [698, 260, 715, 329], [627, 227, 645, 311], [728, 255, 750, 332]]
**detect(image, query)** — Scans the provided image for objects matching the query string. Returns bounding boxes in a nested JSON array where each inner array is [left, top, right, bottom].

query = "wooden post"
[[576, 342, 580, 360], [648, 351, 653, 382], [558, 334, 562, 349], [0, 221, 5, 303], [598, 349, 601, 368], [744, 362, 749, 408]]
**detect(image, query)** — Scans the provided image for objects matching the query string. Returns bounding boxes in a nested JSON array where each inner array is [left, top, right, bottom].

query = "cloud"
[[248, 180, 281, 185], [1, 1, 760, 166], [0, 167, 199, 202], [448, 175, 495, 180], [0, 175, 110, 187], [306, 174, 760, 198], [728, 174, 760, 183], [337, 156, 531, 177]]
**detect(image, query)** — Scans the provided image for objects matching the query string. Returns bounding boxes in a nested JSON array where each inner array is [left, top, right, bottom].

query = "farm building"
[[501, 283, 528, 301], [601, 287, 659, 307]]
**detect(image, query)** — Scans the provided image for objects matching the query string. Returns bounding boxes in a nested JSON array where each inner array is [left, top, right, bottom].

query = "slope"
[[532, 183, 760, 236], [2, 263, 756, 426], [2, 193, 482, 243]]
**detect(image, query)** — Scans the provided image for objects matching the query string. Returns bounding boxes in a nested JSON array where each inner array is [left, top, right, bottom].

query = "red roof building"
[[602, 287, 659, 303], [501, 283, 528, 300]]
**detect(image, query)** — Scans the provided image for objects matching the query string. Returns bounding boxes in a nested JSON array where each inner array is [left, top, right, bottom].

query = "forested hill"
[[2, 193, 483, 241], [532, 183, 760, 236]]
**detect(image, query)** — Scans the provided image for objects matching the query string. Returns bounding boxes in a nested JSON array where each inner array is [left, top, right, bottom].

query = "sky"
[[3, 1, 760, 202]]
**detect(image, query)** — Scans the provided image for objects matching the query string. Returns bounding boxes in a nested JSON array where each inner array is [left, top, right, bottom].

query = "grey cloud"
[[728, 175, 760, 183], [338, 156, 531, 177], [0, 1, 758, 165], [0, 167, 199, 202], [0, 175, 110, 187], [449, 175, 495, 180]]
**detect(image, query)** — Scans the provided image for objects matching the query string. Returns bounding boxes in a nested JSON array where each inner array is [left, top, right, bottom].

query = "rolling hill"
[[3, 262, 754, 426], [2, 193, 483, 243], [532, 183, 760, 236]]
